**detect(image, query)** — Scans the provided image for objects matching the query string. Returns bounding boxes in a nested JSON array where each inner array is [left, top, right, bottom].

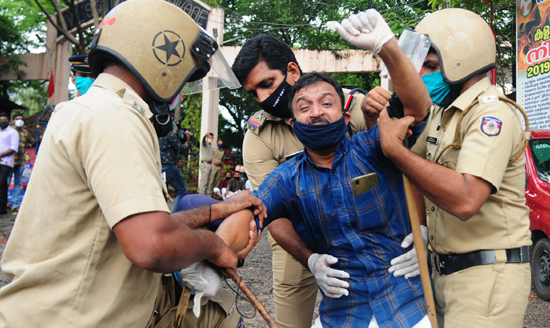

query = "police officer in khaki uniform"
[[208, 139, 225, 195], [199, 133, 214, 195], [232, 34, 372, 328], [376, 9, 531, 328], [0, 1, 266, 327]]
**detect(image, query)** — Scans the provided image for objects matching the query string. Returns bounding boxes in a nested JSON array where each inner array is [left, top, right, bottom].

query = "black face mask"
[[258, 77, 293, 118], [149, 101, 172, 138], [0, 122, 8, 129], [234, 177, 241, 181], [225, 177, 231, 181]]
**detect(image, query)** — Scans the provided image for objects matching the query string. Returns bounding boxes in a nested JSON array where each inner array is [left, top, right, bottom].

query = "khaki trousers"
[[433, 252, 530, 328], [208, 165, 222, 197], [199, 163, 211, 195], [268, 232, 318, 328]]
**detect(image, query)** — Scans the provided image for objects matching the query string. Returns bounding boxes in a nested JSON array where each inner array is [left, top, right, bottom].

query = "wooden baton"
[[403, 176, 438, 328], [224, 268, 279, 328]]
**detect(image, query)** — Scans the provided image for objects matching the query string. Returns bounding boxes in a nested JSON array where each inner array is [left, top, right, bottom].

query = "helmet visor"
[[182, 28, 241, 95], [380, 29, 431, 79]]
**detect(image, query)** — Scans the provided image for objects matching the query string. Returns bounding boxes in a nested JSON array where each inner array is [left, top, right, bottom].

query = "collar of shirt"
[[449, 77, 492, 112], [302, 136, 349, 170], [92, 73, 153, 119]]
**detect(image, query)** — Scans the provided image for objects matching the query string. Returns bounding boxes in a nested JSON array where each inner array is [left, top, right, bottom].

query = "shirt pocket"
[[353, 186, 389, 232]]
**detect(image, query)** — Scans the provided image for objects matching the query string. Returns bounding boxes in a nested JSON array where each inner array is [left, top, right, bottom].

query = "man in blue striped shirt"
[[251, 10, 433, 328]]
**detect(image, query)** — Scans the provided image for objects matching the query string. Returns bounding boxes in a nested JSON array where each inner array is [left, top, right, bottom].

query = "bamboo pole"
[[403, 176, 438, 328]]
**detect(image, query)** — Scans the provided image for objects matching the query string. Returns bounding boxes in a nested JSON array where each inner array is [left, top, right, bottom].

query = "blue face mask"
[[75, 77, 94, 95], [291, 116, 348, 151], [421, 71, 451, 106]]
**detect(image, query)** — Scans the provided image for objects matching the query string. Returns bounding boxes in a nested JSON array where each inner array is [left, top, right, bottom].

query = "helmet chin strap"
[[150, 100, 172, 138]]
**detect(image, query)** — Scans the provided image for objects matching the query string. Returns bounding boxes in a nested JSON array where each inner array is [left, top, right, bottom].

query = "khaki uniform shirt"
[[212, 147, 224, 165], [0, 74, 170, 327], [244, 90, 367, 189], [411, 78, 531, 254], [200, 141, 213, 162]]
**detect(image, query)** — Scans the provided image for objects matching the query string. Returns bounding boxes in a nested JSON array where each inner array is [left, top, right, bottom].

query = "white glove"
[[179, 261, 222, 317], [308, 253, 350, 298], [388, 225, 429, 279], [326, 9, 394, 54]]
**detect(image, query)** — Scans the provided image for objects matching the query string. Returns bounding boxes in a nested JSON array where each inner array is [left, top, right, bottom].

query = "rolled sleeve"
[[9, 130, 19, 152], [253, 168, 291, 227]]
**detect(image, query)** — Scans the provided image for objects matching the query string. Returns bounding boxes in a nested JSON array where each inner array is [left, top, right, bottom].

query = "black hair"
[[0, 112, 10, 120], [288, 72, 345, 116], [231, 34, 302, 83]]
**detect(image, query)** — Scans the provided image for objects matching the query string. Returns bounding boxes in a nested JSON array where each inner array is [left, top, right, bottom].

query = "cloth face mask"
[[292, 116, 348, 151]]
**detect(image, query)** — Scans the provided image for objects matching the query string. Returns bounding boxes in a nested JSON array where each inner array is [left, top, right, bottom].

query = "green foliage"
[[222, 0, 432, 48], [218, 88, 251, 152], [178, 93, 203, 155], [0, 0, 46, 99], [217, 0, 435, 152], [9, 80, 48, 115]]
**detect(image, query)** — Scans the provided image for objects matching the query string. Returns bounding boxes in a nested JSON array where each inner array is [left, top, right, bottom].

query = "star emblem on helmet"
[[152, 30, 185, 66]]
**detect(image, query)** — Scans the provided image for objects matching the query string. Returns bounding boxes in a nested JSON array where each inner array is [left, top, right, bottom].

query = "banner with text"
[[517, 0, 550, 129]]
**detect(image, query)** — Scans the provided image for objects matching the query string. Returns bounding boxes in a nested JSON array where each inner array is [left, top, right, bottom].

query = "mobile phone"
[[351, 172, 379, 196]]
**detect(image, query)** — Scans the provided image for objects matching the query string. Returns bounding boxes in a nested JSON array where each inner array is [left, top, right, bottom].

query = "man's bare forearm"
[[171, 204, 213, 228], [268, 218, 314, 268], [114, 212, 236, 273], [216, 209, 254, 252], [171, 192, 267, 228], [378, 38, 431, 123], [388, 145, 491, 221]]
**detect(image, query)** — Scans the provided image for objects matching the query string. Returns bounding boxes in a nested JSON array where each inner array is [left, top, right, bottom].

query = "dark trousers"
[[0, 164, 13, 212], [162, 165, 188, 212]]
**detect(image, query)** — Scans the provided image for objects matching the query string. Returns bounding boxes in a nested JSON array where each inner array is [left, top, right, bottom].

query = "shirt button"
[[431, 206, 436, 212], [345, 227, 350, 233], [430, 235, 434, 241], [337, 201, 342, 205], [332, 171, 337, 175]]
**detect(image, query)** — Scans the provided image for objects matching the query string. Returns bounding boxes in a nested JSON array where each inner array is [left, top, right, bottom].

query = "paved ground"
[[0, 210, 549, 328]]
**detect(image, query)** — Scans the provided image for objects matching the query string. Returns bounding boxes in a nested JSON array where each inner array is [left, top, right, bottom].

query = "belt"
[[201, 161, 212, 164], [434, 246, 530, 275], [212, 162, 221, 167]]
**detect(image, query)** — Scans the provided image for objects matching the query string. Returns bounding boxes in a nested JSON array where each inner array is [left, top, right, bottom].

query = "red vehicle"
[[525, 130, 550, 300]]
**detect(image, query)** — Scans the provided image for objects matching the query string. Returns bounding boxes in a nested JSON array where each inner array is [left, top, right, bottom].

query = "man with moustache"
[[232, 33, 372, 328]]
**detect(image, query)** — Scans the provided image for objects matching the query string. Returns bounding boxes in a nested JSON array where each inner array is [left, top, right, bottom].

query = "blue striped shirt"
[[254, 126, 426, 328]]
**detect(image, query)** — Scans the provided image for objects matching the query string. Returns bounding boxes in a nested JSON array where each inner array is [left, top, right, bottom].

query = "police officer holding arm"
[[375, 9, 531, 328], [0, 1, 266, 326]]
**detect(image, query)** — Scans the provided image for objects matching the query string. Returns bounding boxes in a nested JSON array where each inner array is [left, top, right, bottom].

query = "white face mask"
[[14, 119, 24, 128]]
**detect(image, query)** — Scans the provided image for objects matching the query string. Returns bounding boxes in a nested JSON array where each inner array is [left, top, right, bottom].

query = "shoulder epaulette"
[[247, 110, 270, 135]]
